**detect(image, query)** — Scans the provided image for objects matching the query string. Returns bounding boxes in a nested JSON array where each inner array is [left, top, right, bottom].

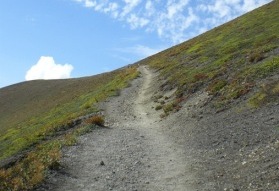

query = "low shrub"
[[248, 51, 265, 63], [85, 115, 105, 126], [63, 133, 77, 146], [194, 73, 208, 82], [155, 105, 163, 110], [163, 103, 175, 114]]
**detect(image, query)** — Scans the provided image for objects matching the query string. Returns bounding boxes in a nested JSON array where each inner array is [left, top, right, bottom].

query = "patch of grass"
[[248, 50, 265, 63], [207, 79, 227, 95], [160, 100, 166, 105], [241, 57, 279, 80], [248, 79, 279, 108], [63, 132, 78, 146], [155, 105, 163, 110], [163, 101, 179, 114], [82, 102, 92, 110], [163, 103, 174, 114], [248, 92, 267, 108], [0, 141, 62, 191]]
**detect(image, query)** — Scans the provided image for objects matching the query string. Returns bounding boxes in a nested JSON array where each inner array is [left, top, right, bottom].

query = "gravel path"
[[36, 65, 279, 191], [37, 66, 196, 191]]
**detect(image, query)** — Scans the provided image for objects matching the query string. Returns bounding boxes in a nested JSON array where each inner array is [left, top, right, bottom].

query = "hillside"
[[0, 67, 139, 189], [0, 67, 138, 160], [1, 1, 279, 190], [142, 0, 279, 110]]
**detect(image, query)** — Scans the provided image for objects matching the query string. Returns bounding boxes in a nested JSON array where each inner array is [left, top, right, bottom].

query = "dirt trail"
[[37, 66, 195, 191]]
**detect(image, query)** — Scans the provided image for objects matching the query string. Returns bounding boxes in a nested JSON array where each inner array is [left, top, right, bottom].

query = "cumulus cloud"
[[25, 56, 74, 81], [73, 0, 272, 44]]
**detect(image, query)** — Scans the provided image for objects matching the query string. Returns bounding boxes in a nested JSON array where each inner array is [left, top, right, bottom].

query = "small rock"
[[100, 161, 105, 166]]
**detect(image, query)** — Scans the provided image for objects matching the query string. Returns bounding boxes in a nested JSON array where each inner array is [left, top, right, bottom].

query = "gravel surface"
[[37, 66, 279, 191], [37, 66, 197, 191]]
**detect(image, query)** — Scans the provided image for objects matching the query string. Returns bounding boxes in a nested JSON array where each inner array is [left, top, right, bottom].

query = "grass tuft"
[[85, 115, 105, 127], [155, 105, 163, 110]]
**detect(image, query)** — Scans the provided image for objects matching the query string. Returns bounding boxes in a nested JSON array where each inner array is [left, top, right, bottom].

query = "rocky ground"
[[36, 66, 279, 191]]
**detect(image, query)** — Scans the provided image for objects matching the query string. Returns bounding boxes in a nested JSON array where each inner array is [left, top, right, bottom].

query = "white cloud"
[[127, 14, 149, 29], [196, 0, 271, 36], [116, 45, 164, 58], [73, 0, 272, 44], [104, 2, 118, 14], [145, 1, 154, 14], [75, 0, 96, 8], [121, 0, 142, 17], [85, 0, 95, 8], [131, 45, 163, 57], [25, 56, 74, 81], [242, 0, 269, 12], [166, 0, 190, 19]]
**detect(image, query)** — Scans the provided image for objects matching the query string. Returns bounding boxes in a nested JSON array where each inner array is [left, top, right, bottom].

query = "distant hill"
[[0, 67, 138, 162]]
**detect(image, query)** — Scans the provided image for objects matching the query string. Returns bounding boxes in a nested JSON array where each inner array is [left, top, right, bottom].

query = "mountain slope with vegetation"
[[141, 0, 279, 110], [1, 1, 279, 190], [0, 67, 138, 190]]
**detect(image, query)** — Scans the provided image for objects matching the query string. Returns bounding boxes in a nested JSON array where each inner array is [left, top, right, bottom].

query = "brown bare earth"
[[37, 66, 279, 191]]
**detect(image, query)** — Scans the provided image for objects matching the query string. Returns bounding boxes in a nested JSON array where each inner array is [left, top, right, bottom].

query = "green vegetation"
[[248, 79, 279, 108], [163, 102, 175, 114], [0, 66, 138, 190], [0, 140, 62, 190], [155, 105, 163, 110], [139, 1, 279, 109], [0, 67, 138, 162], [0, 122, 99, 190]]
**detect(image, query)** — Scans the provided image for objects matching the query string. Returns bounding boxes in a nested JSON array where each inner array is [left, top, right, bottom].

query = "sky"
[[0, 0, 272, 88]]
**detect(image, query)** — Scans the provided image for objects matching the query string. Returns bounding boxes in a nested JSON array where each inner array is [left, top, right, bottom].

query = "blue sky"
[[0, 0, 271, 88]]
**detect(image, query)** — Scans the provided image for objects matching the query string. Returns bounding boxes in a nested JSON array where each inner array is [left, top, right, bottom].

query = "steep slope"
[[140, 0, 279, 109]]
